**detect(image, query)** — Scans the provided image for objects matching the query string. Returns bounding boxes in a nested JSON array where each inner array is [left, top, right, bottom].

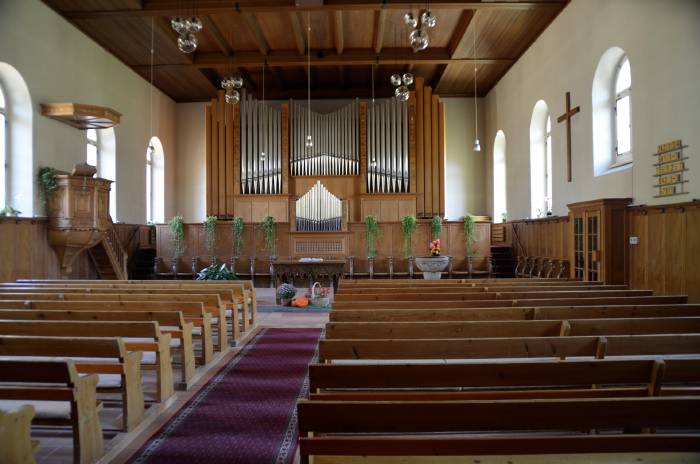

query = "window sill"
[[609, 158, 633, 170]]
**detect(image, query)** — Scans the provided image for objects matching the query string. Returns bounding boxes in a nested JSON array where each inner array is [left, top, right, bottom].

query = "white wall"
[[175, 103, 207, 223], [484, 0, 700, 220], [443, 97, 486, 219], [0, 0, 177, 223]]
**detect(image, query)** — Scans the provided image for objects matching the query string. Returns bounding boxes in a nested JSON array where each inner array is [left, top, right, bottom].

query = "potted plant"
[[501, 211, 507, 223], [463, 214, 476, 274], [0, 206, 21, 217], [203, 215, 218, 263], [276, 283, 297, 306], [168, 215, 185, 260], [231, 216, 244, 257], [400, 215, 417, 259], [37, 166, 60, 204], [261, 215, 277, 257], [196, 263, 237, 280], [415, 238, 449, 280], [431, 215, 443, 241], [364, 215, 380, 258]]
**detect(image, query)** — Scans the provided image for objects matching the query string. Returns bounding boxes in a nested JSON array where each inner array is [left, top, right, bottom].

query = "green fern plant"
[[400, 215, 417, 258], [431, 215, 443, 241], [365, 215, 380, 258], [231, 216, 245, 257], [37, 166, 60, 204], [463, 214, 476, 257], [168, 215, 185, 258], [260, 215, 277, 256], [203, 215, 218, 256]]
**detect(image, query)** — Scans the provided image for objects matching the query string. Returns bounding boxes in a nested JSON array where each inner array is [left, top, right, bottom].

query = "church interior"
[[0, 0, 699, 463]]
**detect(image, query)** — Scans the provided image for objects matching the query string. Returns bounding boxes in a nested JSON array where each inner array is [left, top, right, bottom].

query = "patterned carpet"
[[129, 328, 322, 464]]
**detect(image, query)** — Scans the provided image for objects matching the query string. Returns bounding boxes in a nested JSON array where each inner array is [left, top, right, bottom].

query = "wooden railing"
[[102, 218, 128, 279]]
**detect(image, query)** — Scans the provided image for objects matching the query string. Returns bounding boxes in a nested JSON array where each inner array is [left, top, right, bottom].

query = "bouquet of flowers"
[[276, 283, 297, 305], [430, 239, 441, 256]]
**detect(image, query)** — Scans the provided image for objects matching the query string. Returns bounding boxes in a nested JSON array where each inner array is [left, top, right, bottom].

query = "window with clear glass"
[[545, 115, 552, 212], [146, 136, 165, 224], [0, 86, 6, 208], [614, 57, 631, 162], [86, 128, 98, 167], [146, 143, 153, 223]]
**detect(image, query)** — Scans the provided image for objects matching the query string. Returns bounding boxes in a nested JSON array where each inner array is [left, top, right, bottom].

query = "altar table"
[[273, 259, 346, 292]]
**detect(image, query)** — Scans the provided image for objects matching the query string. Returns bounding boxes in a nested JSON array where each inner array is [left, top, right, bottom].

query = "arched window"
[[146, 136, 165, 223], [614, 57, 631, 162], [84, 128, 117, 220], [493, 130, 507, 223], [592, 47, 632, 176], [0, 85, 6, 208], [0, 63, 33, 216], [86, 129, 98, 167], [529, 100, 551, 218]]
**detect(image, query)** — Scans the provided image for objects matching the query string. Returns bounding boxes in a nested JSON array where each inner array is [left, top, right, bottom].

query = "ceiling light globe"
[[187, 16, 203, 33], [171, 17, 186, 34], [401, 73, 414, 86], [409, 29, 429, 52], [232, 75, 244, 88], [421, 10, 437, 28], [225, 90, 240, 104], [395, 86, 410, 101], [390, 74, 402, 87], [177, 33, 198, 53], [404, 12, 418, 28]]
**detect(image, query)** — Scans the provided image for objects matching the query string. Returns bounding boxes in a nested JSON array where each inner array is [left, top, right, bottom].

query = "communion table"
[[273, 259, 346, 292]]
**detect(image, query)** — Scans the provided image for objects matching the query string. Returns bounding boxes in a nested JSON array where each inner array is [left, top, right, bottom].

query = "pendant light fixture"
[[472, 14, 481, 153], [305, 12, 313, 151], [171, 2, 203, 54], [390, 22, 413, 101], [221, 18, 243, 104]]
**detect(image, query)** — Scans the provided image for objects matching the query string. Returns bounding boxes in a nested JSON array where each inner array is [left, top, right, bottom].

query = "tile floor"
[[32, 288, 328, 463]]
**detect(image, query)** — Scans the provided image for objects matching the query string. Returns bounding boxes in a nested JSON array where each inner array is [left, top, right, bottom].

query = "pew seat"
[[0, 359, 103, 464]]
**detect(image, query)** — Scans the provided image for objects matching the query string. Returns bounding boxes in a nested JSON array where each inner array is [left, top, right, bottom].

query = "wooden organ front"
[[205, 77, 447, 258]]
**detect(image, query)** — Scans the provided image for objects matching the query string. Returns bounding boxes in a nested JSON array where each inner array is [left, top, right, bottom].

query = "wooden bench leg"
[[201, 316, 214, 365], [181, 323, 196, 384], [249, 290, 258, 327], [74, 374, 104, 464], [231, 306, 241, 344], [123, 351, 145, 431], [0, 405, 36, 464], [155, 337, 175, 403], [240, 300, 250, 333]]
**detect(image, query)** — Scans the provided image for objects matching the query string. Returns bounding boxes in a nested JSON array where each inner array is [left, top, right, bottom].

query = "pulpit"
[[45, 166, 113, 277]]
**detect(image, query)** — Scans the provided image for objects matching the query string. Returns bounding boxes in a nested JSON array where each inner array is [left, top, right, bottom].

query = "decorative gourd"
[[294, 297, 309, 308]]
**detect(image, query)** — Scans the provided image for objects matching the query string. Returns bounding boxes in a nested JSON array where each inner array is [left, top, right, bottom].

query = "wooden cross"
[[557, 91, 580, 183]]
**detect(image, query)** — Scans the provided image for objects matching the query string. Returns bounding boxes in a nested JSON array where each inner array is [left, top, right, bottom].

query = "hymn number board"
[[653, 139, 689, 198]]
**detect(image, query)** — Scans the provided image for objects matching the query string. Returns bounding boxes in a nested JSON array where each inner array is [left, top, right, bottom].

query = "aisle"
[[128, 328, 321, 464]]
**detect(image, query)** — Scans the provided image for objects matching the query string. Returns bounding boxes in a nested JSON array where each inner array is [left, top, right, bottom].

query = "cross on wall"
[[557, 91, 581, 183]]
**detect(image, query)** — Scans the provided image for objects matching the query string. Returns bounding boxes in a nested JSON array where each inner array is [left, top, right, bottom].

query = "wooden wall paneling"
[[236, 198, 253, 223], [281, 103, 290, 195], [225, 100, 235, 216], [663, 208, 686, 295], [250, 199, 270, 222], [210, 98, 219, 216], [685, 206, 700, 303], [268, 198, 289, 222], [233, 101, 241, 196], [415, 77, 425, 217], [646, 211, 666, 295], [362, 199, 381, 221], [380, 200, 399, 222], [205, 105, 212, 215], [628, 212, 648, 290], [438, 101, 445, 216], [423, 85, 433, 216], [431, 95, 440, 217], [408, 95, 417, 195], [397, 199, 416, 219], [359, 101, 368, 194], [218, 90, 226, 216]]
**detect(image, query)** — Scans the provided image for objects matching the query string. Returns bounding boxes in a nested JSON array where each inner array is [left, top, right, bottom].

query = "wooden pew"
[[297, 397, 700, 464], [339, 278, 596, 288], [330, 304, 700, 322], [0, 300, 214, 366], [12, 280, 258, 329], [0, 320, 173, 404], [324, 317, 700, 339], [318, 333, 700, 362], [308, 358, 700, 401], [0, 293, 229, 351], [0, 309, 195, 385], [331, 295, 688, 309], [0, 360, 103, 464], [0, 336, 140, 438], [0, 404, 36, 464], [335, 284, 630, 295], [333, 289, 654, 302]]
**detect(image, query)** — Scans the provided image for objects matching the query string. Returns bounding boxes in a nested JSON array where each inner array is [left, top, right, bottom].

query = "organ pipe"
[[240, 89, 282, 194], [295, 181, 342, 231], [367, 98, 409, 193]]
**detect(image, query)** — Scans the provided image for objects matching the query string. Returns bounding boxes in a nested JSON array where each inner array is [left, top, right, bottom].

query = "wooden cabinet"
[[567, 198, 631, 284]]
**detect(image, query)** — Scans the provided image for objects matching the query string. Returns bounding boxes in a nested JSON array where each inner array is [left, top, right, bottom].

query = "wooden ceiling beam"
[[333, 11, 344, 55], [448, 10, 475, 58], [373, 9, 387, 54], [289, 12, 307, 55], [241, 12, 270, 55], [63, 1, 566, 18], [153, 16, 193, 64], [201, 15, 232, 56]]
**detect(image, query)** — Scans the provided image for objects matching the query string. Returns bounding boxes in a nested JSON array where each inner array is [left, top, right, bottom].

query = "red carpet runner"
[[129, 328, 322, 464]]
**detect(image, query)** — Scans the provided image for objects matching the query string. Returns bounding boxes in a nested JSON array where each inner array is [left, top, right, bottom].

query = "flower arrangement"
[[276, 283, 297, 301], [430, 239, 441, 256]]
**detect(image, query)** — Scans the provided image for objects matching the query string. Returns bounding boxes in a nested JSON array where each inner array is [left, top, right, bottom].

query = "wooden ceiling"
[[43, 0, 569, 102]]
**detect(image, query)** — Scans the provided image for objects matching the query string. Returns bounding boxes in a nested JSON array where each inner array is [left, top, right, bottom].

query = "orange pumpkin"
[[295, 297, 309, 308]]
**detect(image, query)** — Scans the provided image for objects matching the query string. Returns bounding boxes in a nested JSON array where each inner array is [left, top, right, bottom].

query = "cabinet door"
[[573, 216, 585, 279], [585, 211, 601, 281]]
